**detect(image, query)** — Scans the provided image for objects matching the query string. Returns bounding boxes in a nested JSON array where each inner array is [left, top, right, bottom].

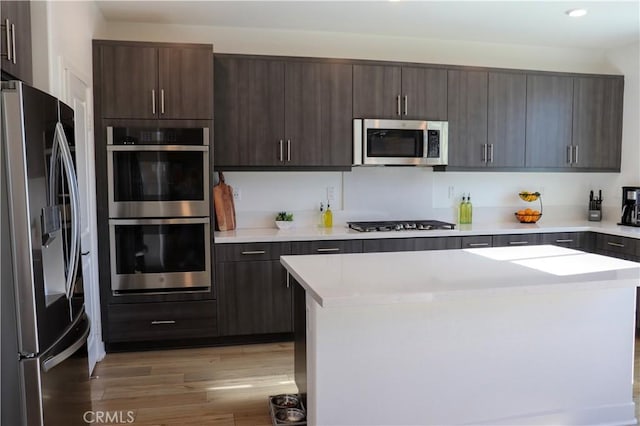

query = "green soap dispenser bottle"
[[466, 193, 473, 224], [323, 202, 333, 228], [458, 195, 467, 224]]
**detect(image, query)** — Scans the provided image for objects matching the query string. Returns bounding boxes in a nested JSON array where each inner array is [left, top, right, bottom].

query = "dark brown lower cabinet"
[[491, 233, 541, 247], [363, 236, 461, 253], [216, 260, 292, 336], [107, 300, 217, 342], [461, 235, 492, 248], [539, 232, 587, 249]]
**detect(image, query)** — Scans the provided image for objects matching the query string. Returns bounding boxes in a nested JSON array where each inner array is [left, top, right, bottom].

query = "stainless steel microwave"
[[353, 119, 448, 166]]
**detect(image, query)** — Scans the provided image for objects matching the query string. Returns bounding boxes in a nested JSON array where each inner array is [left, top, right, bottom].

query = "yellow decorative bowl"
[[518, 191, 540, 202], [515, 212, 542, 223]]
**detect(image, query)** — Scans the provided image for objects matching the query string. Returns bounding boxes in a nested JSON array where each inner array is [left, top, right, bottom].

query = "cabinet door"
[[353, 64, 402, 118], [401, 67, 447, 120], [461, 235, 493, 249], [217, 260, 292, 336], [100, 44, 158, 119], [540, 232, 584, 249], [214, 57, 285, 167], [285, 62, 353, 167], [572, 77, 623, 170], [447, 70, 488, 168], [492, 233, 541, 247], [0, 1, 31, 84], [291, 239, 363, 255], [158, 47, 213, 119], [525, 74, 573, 168], [488, 72, 526, 168], [362, 238, 416, 253], [414, 237, 461, 251]]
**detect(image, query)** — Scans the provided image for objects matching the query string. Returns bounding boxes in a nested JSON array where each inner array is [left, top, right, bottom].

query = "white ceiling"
[[96, 1, 640, 50]]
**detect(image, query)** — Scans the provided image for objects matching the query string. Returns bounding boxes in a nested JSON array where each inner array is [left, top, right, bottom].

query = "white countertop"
[[215, 220, 640, 243], [281, 245, 640, 307]]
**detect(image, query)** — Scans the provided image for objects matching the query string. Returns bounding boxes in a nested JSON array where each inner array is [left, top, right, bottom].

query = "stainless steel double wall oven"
[[107, 126, 211, 294]]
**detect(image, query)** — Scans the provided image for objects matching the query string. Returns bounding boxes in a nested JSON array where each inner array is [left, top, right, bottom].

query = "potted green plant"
[[275, 211, 294, 230]]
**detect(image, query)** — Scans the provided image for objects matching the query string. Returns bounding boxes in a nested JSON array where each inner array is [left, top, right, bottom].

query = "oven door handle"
[[107, 145, 208, 152], [109, 217, 210, 226]]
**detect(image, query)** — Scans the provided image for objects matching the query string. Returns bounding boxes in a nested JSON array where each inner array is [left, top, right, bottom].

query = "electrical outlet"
[[232, 187, 241, 201], [448, 186, 454, 199], [326, 186, 335, 202]]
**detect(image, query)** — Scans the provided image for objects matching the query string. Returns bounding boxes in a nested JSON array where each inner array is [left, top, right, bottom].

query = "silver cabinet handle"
[[573, 145, 579, 165], [287, 139, 291, 162], [396, 95, 401, 116], [286, 273, 290, 288], [567, 145, 573, 164], [279, 140, 283, 162], [10, 23, 15, 64], [607, 242, 625, 248], [151, 320, 176, 325], [555, 239, 574, 243], [316, 248, 340, 253], [241, 250, 266, 255], [482, 144, 487, 163], [3, 19, 11, 61], [403, 95, 408, 116], [151, 89, 156, 115], [488, 144, 494, 163], [468, 242, 490, 247], [508, 241, 530, 245], [160, 89, 165, 114]]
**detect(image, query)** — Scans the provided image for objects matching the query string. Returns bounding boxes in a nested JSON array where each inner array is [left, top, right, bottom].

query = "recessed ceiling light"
[[566, 8, 588, 18]]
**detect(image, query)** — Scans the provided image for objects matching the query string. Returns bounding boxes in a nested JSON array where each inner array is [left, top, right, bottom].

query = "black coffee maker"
[[620, 186, 640, 226]]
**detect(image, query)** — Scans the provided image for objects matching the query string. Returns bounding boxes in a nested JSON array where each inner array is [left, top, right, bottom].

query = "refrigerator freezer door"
[[19, 312, 91, 426]]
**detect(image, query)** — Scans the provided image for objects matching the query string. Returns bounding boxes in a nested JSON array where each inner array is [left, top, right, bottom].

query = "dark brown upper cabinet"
[[1, 1, 32, 84], [447, 69, 488, 168], [214, 55, 353, 169], [95, 41, 213, 120], [353, 64, 447, 120], [525, 74, 574, 168], [487, 72, 526, 168], [572, 76, 623, 171]]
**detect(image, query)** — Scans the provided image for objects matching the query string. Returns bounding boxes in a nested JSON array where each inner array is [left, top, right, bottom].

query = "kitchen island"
[[281, 245, 640, 426]]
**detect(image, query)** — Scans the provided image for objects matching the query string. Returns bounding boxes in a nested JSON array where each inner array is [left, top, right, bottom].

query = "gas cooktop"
[[347, 220, 456, 232]]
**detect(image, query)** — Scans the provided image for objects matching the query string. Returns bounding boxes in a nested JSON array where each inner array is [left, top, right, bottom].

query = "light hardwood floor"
[[89, 342, 296, 425], [89, 339, 640, 425]]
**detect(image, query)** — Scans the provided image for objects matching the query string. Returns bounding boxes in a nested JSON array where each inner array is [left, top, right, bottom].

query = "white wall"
[[98, 22, 639, 228], [31, 0, 106, 97]]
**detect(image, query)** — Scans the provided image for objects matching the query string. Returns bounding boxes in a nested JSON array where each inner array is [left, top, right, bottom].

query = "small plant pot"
[[275, 221, 295, 230]]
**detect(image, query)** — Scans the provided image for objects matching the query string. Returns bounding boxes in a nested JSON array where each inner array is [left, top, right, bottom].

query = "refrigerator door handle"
[[41, 310, 89, 372], [52, 122, 81, 301]]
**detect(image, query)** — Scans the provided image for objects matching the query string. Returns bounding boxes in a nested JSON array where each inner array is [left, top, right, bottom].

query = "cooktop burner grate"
[[347, 220, 456, 232]]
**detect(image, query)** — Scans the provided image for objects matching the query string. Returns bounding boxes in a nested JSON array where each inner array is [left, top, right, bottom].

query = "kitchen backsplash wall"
[[224, 168, 623, 229]]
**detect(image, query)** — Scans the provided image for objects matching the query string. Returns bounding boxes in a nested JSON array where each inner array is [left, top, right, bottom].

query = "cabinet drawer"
[[461, 236, 493, 248], [291, 240, 363, 255], [414, 236, 461, 251], [362, 238, 416, 253], [595, 234, 639, 259], [491, 233, 541, 247], [107, 300, 217, 342], [214, 242, 291, 262], [539, 232, 584, 249]]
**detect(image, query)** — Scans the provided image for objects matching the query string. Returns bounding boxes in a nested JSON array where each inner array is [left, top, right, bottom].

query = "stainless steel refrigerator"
[[1, 81, 91, 425]]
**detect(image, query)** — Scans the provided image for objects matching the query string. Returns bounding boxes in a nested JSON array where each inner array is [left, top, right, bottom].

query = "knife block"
[[588, 209, 602, 221]]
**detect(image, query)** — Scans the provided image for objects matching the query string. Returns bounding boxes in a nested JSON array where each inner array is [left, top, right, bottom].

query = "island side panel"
[[292, 278, 307, 398], [306, 287, 636, 426]]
